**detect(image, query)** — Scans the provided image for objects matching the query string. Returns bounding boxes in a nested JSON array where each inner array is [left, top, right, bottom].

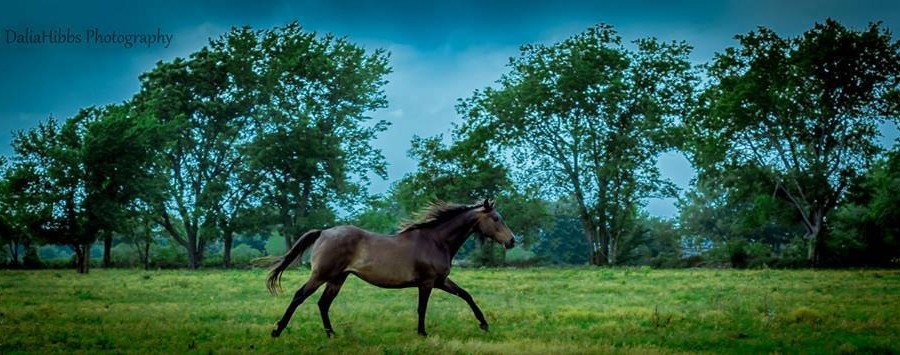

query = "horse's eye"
[[491, 216, 499, 222]]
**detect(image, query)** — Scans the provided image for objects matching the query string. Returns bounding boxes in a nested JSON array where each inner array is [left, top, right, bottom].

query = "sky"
[[1, 0, 899, 217]]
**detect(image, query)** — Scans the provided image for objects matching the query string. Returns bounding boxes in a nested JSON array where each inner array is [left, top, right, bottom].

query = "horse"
[[267, 199, 516, 338]]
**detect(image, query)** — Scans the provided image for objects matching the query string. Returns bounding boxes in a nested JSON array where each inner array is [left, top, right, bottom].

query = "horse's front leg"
[[417, 283, 433, 336], [438, 277, 489, 331]]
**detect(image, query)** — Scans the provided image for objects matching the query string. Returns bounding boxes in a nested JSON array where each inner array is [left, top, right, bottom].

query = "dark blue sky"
[[2, 0, 899, 216]]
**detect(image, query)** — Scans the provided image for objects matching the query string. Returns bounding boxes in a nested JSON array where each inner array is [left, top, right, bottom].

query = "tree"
[[0, 157, 11, 263], [0, 157, 30, 266], [11, 117, 91, 271], [117, 209, 158, 270], [637, 216, 682, 267], [247, 22, 390, 250], [677, 167, 805, 264], [8, 105, 164, 273], [136, 27, 261, 269], [391, 132, 550, 265], [829, 150, 900, 266], [458, 24, 696, 265], [533, 212, 591, 265], [688, 19, 900, 264], [350, 195, 403, 234]]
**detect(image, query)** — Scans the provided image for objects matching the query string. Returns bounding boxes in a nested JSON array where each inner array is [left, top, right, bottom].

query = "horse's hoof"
[[271, 323, 283, 338], [418, 331, 428, 337], [479, 323, 489, 332], [325, 329, 335, 338]]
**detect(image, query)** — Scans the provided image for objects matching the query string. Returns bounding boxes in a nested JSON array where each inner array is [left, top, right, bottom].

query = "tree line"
[[1, 19, 899, 272]]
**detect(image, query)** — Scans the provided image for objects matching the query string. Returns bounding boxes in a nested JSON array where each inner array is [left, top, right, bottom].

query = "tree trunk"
[[21, 240, 39, 268], [222, 229, 233, 268], [280, 200, 294, 252], [281, 202, 292, 252], [7, 241, 20, 266], [608, 232, 619, 265], [102, 232, 112, 268], [806, 232, 816, 263], [805, 208, 825, 266], [579, 218, 602, 266], [806, 227, 825, 266], [599, 226, 611, 265], [74, 243, 90, 274], [142, 240, 151, 270], [186, 234, 199, 270]]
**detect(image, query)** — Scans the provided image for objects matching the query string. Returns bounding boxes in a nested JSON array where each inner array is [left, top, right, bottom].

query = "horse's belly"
[[347, 257, 416, 288]]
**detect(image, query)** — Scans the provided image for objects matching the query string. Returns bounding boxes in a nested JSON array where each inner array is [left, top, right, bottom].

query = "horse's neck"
[[433, 210, 479, 256]]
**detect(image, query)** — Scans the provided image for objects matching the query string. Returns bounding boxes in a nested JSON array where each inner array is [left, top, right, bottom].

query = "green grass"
[[1, 268, 899, 354]]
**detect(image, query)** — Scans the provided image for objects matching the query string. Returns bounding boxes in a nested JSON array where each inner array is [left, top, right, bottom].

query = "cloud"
[[366, 42, 517, 194]]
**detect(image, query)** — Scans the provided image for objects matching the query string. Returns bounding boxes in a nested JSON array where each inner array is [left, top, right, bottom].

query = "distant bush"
[[151, 242, 188, 268], [111, 243, 142, 267], [38, 245, 72, 261], [231, 244, 263, 265], [22, 246, 41, 268], [264, 234, 287, 256], [503, 246, 544, 267], [203, 243, 264, 268]]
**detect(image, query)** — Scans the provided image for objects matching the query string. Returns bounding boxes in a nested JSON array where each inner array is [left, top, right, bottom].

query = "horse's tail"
[[266, 229, 323, 295]]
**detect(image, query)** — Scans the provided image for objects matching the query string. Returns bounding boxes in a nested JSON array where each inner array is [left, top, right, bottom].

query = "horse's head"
[[474, 199, 516, 249]]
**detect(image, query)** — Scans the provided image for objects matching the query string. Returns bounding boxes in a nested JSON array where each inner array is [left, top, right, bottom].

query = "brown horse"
[[267, 199, 515, 338]]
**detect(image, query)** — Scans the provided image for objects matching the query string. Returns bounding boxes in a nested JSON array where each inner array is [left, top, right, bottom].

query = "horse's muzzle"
[[504, 238, 515, 250]]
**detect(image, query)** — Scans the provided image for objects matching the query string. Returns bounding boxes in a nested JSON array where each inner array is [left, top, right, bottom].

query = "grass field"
[[1, 267, 898, 354]]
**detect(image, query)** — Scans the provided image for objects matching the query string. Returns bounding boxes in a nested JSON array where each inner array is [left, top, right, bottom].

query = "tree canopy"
[[456, 24, 696, 265], [687, 19, 900, 264]]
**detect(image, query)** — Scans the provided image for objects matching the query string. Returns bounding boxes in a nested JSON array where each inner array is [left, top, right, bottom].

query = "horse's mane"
[[398, 201, 479, 233]]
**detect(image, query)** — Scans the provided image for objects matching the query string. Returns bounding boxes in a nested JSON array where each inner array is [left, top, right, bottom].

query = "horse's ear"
[[482, 198, 493, 211]]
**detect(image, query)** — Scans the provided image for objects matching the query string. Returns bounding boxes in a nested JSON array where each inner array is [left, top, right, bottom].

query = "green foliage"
[[38, 245, 71, 261], [391, 133, 550, 265], [135, 22, 390, 268], [264, 232, 287, 257], [399, 134, 510, 210], [3, 19, 899, 271], [151, 242, 189, 268], [21, 245, 41, 268], [687, 19, 900, 264], [457, 23, 696, 265], [110, 243, 141, 266], [2, 269, 899, 353], [502, 246, 538, 267], [678, 175, 806, 265], [533, 215, 590, 265], [136, 27, 262, 269], [245, 22, 391, 246], [227, 244, 263, 265], [6, 104, 166, 273], [350, 196, 401, 234], [827, 150, 900, 266], [633, 216, 683, 267]]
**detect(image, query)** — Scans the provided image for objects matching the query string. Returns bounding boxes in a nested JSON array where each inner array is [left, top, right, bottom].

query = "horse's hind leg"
[[317, 273, 349, 337], [271, 278, 325, 338]]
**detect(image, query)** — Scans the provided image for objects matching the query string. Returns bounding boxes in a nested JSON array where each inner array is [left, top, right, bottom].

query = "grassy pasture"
[[1, 267, 898, 354]]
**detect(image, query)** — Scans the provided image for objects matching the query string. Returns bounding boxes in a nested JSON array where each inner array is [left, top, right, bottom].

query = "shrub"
[[231, 244, 263, 265], [22, 245, 41, 268], [264, 233, 286, 256], [151, 242, 188, 268], [111, 243, 142, 267]]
